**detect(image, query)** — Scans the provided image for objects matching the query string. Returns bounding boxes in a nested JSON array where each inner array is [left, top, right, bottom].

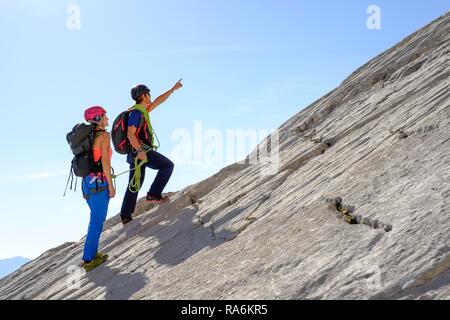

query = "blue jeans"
[[120, 150, 174, 220], [82, 175, 109, 262]]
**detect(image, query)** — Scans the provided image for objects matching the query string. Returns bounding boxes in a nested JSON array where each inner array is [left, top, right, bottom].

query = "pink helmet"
[[84, 106, 106, 122]]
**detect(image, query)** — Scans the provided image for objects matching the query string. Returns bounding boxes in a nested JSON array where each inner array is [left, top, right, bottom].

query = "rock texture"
[[1, 12, 449, 300]]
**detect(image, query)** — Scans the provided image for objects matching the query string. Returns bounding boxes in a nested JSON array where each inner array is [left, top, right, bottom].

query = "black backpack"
[[67, 123, 95, 176], [63, 123, 98, 195], [111, 111, 131, 155], [112, 109, 159, 155]]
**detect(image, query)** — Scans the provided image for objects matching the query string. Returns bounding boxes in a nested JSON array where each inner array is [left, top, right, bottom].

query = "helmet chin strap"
[[89, 119, 106, 130]]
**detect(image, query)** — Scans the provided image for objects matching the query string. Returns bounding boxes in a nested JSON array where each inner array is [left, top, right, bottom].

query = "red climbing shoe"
[[146, 194, 170, 204]]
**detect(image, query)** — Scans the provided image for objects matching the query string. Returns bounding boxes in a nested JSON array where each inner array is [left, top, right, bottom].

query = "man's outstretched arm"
[[148, 79, 183, 112]]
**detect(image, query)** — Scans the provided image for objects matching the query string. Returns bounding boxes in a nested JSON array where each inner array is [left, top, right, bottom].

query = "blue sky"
[[0, 0, 448, 259]]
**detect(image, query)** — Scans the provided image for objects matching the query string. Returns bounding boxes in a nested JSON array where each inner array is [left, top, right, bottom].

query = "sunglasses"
[[94, 114, 106, 122]]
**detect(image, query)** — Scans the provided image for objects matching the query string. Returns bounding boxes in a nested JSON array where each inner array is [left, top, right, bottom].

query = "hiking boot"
[[146, 194, 170, 204], [82, 253, 108, 272], [95, 252, 108, 260]]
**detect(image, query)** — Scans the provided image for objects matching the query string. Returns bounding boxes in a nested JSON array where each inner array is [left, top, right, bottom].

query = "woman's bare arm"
[[99, 132, 115, 197]]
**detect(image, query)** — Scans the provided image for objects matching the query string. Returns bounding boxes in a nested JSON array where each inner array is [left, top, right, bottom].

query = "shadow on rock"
[[85, 265, 147, 300], [148, 206, 242, 266]]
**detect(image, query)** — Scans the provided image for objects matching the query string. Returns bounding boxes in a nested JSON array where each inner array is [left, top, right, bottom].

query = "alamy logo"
[[67, 4, 81, 30], [66, 265, 83, 290], [170, 121, 280, 176], [367, 5, 382, 30]]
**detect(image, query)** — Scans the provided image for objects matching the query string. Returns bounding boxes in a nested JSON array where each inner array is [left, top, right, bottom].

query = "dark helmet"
[[131, 84, 150, 102]]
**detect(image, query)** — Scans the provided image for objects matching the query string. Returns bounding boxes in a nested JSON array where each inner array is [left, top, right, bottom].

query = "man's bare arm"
[[148, 88, 173, 112], [127, 126, 141, 150], [127, 126, 147, 161], [147, 79, 183, 112]]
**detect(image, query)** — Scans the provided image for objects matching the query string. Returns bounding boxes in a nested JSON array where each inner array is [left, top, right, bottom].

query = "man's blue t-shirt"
[[128, 110, 142, 128]]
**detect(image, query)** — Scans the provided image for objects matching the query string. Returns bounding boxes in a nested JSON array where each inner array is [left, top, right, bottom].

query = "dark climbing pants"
[[120, 150, 174, 220], [82, 176, 109, 262]]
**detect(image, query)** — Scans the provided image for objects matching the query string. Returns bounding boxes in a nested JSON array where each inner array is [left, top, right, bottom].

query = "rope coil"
[[111, 145, 153, 193]]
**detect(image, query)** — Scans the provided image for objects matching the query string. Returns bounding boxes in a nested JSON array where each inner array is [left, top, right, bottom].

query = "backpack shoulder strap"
[[138, 113, 145, 128]]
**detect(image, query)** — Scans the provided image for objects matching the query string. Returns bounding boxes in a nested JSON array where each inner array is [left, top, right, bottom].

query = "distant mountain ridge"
[[0, 257, 31, 279]]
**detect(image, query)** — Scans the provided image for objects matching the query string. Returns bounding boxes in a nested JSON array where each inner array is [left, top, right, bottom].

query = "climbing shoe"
[[344, 215, 357, 225], [82, 252, 108, 272], [146, 194, 169, 204], [95, 252, 108, 260]]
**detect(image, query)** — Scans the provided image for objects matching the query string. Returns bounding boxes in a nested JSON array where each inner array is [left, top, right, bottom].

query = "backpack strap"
[[138, 115, 145, 128], [63, 162, 75, 197]]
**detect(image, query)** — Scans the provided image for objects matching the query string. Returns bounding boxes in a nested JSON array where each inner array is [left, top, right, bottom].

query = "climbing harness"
[[111, 144, 154, 193]]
